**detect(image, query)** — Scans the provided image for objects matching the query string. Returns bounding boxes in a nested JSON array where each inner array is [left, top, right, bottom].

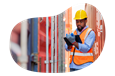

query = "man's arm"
[[73, 42, 79, 49], [65, 44, 72, 51], [73, 31, 95, 53]]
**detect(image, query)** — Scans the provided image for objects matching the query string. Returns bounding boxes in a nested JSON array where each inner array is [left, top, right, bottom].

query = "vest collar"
[[76, 26, 88, 35]]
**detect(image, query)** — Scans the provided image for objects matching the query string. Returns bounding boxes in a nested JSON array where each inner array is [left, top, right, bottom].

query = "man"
[[65, 9, 95, 72]]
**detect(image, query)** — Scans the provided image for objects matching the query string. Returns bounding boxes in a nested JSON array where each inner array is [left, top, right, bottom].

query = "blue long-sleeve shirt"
[[65, 26, 95, 69]]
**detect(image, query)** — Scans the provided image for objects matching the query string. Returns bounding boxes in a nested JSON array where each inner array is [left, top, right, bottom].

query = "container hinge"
[[31, 53, 39, 64], [44, 60, 49, 64]]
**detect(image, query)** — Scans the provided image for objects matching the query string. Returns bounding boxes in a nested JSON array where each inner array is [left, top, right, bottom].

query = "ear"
[[85, 20, 87, 23]]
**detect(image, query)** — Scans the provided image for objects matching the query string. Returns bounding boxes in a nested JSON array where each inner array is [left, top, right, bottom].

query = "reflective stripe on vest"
[[70, 52, 93, 56], [84, 28, 92, 40]]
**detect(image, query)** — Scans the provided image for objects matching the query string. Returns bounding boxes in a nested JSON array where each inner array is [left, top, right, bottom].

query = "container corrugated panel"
[[38, 18, 40, 72], [65, 8, 70, 28], [38, 17, 50, 72], [95, 10, 101, 60], [65, 7, 72, 72], [96, 6, 101, 73], [85, 3, 90, 26], [11, 22, 21, 44], [85, 3, 105, 61], [100, 16, 103, 73], [10, 22, 21, 65], [68, 7, 72, 32], [57, 15, 59, 73], [38, 16, 59, 73]]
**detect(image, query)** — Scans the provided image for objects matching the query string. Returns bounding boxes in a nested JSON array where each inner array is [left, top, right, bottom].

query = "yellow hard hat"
[[74, 9, 87, 20]]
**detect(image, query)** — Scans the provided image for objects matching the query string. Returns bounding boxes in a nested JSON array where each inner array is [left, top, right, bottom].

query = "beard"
[[77, 25, 84, 32]]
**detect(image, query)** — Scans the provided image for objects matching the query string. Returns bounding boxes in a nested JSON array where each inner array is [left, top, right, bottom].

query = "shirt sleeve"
[[76, 31, 95, 53], [65, 44, 71, 51]]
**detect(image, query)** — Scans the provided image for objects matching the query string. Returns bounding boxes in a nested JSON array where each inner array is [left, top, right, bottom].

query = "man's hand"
[[68, 46, 72, 49], [72, 42, 79, 49]]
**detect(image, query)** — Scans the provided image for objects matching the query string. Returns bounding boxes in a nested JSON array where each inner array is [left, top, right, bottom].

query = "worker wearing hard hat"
[[65, 9, 95, 72]]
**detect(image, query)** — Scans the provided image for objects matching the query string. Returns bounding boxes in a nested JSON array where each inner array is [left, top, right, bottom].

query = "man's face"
[[76, 19, 87, 32]]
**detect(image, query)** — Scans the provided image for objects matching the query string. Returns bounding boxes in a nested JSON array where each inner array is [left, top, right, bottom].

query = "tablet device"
[[64, 37, 73, 46], [75, 35, 82, 43]]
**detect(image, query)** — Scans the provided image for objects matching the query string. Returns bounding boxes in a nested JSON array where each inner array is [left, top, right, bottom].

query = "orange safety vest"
[[69, 28, 94, 65]]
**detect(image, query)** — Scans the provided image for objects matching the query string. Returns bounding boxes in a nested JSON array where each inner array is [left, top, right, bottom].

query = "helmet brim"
[[73, 17, 87, 20]]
